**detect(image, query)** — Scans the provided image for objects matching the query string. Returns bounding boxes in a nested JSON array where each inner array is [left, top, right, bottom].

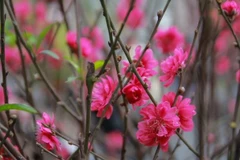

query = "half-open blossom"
[[160, 48, 187, 87], [154, 27, 184, 54], [221, 0, 239, 19], [36, 112, 61, 151], [236, 69, 240, 83], [136, 102, 180, 151], [117, 0, 144, 28], [14, 1, 31, 23], [122, 45, 158, 77], [66, 31, 78, 52], [122, 68, 150, 109], [91, 76, 117, 119], [162, 92, 196, 131]]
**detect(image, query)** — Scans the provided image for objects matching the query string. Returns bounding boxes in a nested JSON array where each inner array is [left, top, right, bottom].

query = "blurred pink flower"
[[162, 92, 196, 131], [105, 131, 123, 152], [36, 112, 61, 151], [236, 69, 240, 83], [36, 2, 47, 21], [154, 27, 184, 53], [14, 1, 31, 23], [160, 48, 187, 87], [215, 56, 230, 75], [66, 31, 99, 62], [91, 76, 117, 119], [221, 0, 239, 18], [117, 0, 145, 28], [214, 30, 231, 52], [122, 45, 158, 77], [136, 102, 180, 151], [82, 27, 105, 49], [66, 31, 78, 52], [207, 133, 216, 143]]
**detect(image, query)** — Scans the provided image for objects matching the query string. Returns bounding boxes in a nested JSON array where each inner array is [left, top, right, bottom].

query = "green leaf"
[[94, 60, 105, 70], [36, 24, 54, 50], [40, 50, 59, 60], [0, 104, 38, 114], [65, 76, 79, 83], [5, 32, 16, 46]]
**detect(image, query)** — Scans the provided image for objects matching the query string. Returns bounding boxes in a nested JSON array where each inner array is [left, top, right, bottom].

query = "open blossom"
[[236, 69, 240, 83], [160, 48, 188, 87], [36, 112, 61, 151], [154, 27, 184, 54], [221, 0, 239, 18], [122, 68, 150, 109], [14, 1, 31, 23], [122, 45, 158, 77], [117, 0, 145, 28], [91, 76, 117, 119], [136, 102, 180, 151], [162, 92, 196, 131]]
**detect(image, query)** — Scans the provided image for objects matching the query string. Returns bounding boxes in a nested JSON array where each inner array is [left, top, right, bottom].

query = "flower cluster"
[[91, 76, 117, 119], [122, 46, 158, 108], [36, 112, 61, 151], [136, 92, 196, 151]]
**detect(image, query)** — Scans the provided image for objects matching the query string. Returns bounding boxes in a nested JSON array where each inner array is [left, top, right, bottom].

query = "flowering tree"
[[0, 0, 240, 160]]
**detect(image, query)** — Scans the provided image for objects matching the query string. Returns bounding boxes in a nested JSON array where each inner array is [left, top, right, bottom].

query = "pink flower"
[[236, 69, 240, 83], [122, 68, 150, 109], [66, 31, 99, 62], [14, 1, 31, 23], [154, 27, 184, 53], [214, 30, 231, 52], [37, 112, 56, 129], [36, 2, 47, 21], [160, 48, 187, 87], [91, 76, 117, 119], [36, 112, 61, 151], [162, 92, 196, 131], [215, 56, 230, 75], [82, 27, 105, 49], [136, 102, 180, 151], [66, 31, 78, 52], [37, 127, 61, 151], [122, 45, 158, 77], [105, 131, 123, 152], [117, 0, 145, 28], [221, 0, 239, 18]]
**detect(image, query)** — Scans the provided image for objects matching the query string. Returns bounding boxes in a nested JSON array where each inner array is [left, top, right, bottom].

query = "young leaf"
[[40, 50, 60, 60], [94, 60, 105, 70], [36, 24, 54, 50], [0, 104, 38, 114]]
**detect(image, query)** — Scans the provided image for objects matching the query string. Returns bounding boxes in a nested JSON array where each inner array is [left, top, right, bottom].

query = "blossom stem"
[[153, 145, 160, 160], [176, 132, 200, 157], [0, 115, 16, 148]]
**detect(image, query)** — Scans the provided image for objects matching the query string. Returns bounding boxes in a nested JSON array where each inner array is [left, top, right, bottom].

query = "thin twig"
[[36, 142, 63, 160]]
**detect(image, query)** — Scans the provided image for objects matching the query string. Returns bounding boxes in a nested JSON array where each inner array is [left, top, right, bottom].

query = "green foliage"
[[0, 104, 38, 114], [40, 50, 60, 60]]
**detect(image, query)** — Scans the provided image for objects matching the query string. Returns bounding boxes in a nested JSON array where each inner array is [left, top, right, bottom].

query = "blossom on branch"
[[160, 48, 187, 87], [91, 76, 117, 119]]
